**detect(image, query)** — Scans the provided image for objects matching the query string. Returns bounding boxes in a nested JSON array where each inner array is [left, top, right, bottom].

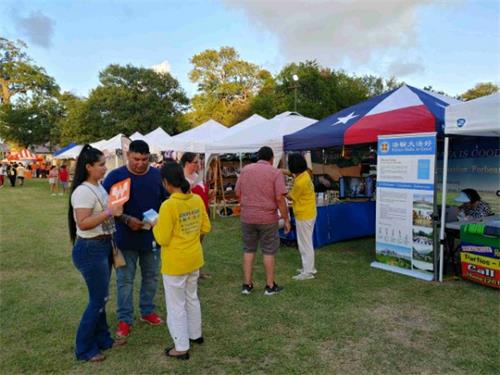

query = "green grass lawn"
[[1, 179, 499, 374]]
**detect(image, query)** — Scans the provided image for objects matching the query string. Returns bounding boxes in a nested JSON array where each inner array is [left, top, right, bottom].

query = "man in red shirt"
[[235, 146, 290, 296], [59, 165, 69, 195]]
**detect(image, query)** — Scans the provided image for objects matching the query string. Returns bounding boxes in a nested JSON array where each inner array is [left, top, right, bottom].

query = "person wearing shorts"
[[59, 165, 70, 195], [48, 166, 59, 195], [235, 146, 290, 296]]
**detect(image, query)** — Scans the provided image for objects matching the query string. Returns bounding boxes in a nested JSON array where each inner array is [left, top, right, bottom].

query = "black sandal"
[[164, 346, 190, 360], [190, 337, 204, 345]]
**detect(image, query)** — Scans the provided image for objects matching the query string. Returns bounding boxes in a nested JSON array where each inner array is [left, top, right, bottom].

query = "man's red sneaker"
[[116, 321, 131, 338], [140, 312, 163, 326]]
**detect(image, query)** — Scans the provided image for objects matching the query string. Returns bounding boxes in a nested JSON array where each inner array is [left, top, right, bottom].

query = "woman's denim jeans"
[[72, 238, 114, 360]]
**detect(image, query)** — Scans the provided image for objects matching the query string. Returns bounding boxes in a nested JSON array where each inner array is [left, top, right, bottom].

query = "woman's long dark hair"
[[68, 145, 104, 243], [160, 161, 190, 194], [180, 152, 197, 167]]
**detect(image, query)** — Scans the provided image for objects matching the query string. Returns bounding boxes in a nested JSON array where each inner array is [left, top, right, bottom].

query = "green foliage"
[[0, 37, 62, 147], [0, 37, 59, 104], [251, 61, 401, 121], [187, 47, 270, 126], [65, 64, 189, 142], [0, 96, 63, 148], [459, 82, 499, 101]]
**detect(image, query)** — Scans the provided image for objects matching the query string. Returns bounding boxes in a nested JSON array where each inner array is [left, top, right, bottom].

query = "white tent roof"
[[173, 119, 227, 141], [205, 112, 317, 155], [144, 127, 171, 150], [99, 134, 127, 153], [53, 145, 83, 159], [168, 119, 228, 152], [445, 93, 500, 137], [130, 131, 145, 141], [225, 114, 267, 136], [90, 139, 109, 150]]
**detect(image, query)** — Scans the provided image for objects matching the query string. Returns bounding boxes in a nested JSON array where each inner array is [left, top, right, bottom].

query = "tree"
[[0, 38, 62, 147], [68, 64, 189, 142], [362, 75, 403, 97], [0, 96, 63, 147], [459, 82, 499, 101], [187, 47, 270, 126], [0, 37, 59, 104], [251, 61, 373, 120]]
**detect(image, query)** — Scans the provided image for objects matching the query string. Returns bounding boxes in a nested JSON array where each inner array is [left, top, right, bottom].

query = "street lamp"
[[292, 74, 299, 112]]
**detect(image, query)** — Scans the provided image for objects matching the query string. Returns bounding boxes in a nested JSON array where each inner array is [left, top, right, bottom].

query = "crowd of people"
[[0, 160, 71, 195], [68, 140, 316, 363]]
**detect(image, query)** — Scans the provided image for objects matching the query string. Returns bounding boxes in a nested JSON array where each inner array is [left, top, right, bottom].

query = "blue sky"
[[1, 0, 498, 99]]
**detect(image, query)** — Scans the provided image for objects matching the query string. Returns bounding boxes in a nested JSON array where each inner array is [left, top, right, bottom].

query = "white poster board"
[[371, 133, 437, 281]]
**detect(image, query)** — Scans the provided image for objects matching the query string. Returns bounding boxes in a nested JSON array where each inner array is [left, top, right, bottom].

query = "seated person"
[[455, 188, 494, 220]]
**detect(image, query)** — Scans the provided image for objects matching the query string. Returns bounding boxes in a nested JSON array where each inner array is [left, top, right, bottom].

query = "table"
[[312, 201, 376, 248]]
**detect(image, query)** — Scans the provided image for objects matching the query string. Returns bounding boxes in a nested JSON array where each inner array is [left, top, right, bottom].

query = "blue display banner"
[[376, 182, 434, 191], [373, 133, 437, 281], [378, 135, 436, 156]]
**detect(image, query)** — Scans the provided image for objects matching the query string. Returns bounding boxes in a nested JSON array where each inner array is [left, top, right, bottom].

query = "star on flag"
[[332, 111, 358, 126]]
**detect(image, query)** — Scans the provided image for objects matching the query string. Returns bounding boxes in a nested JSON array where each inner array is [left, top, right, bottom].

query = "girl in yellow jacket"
[[153, 162, 211, 360]]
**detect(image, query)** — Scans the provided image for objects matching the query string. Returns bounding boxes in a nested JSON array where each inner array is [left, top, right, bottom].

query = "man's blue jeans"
[[72, 238, 114, 360], [116, 248, 160, 324]]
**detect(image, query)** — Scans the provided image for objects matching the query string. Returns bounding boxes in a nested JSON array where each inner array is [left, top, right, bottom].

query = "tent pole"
[[438, 136, 450, 282]]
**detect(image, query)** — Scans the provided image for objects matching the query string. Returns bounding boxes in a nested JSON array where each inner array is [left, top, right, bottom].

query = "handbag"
[[82, 183, 127, 269]]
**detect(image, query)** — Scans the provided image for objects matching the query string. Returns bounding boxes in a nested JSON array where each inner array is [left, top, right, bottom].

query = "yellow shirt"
[[153, 192, 211, 275], [289, 171, 317, 221]]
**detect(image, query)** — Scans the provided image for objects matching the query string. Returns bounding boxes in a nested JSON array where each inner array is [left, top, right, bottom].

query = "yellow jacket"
[[153, 192, 211, 275], [289, 171, 317, 221]]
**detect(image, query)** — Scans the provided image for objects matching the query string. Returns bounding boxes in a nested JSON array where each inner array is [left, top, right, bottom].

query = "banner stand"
[[370, 262, 434, 281], [371, 132, 437, 281]]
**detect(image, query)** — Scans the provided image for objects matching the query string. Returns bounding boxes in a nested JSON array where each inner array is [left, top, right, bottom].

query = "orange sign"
[[108, 178, 131, 207]]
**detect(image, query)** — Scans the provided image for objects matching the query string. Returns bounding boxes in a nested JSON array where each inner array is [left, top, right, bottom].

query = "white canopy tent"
[[130, 131, 145, 141], [168, 119, 228, 153], [438, 93, 500, 281], [144, 127, 171, 151], [205, 112, 317, 164], [53, 145, 83, 159], [224, 114, 267, 136], [53, 138, 110, 159]]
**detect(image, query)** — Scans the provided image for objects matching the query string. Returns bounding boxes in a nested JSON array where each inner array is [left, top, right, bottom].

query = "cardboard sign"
[[108, 178, 131, 207], [460, 252, 500, 289]]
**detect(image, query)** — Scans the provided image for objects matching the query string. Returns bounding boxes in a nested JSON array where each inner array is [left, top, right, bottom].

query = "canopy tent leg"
[[438, 136, 450, 282]]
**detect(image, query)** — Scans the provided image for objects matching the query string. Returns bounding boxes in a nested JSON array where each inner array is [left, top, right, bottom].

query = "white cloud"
[[222, 0, 446, 70], [151, 60, 171, 75], [387, 60, 425, 77], [13, 10, 55, 48]]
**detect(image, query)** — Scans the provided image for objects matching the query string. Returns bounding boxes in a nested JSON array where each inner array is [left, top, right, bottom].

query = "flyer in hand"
[[108, 178, 131, 207]]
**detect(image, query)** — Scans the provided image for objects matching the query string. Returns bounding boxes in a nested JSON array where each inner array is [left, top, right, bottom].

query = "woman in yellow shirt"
[[153, 162, 211, 360], [288, 154, 317, 281]]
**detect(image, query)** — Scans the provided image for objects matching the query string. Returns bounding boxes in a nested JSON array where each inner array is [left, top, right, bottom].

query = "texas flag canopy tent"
[[284, 85, 460, 151]]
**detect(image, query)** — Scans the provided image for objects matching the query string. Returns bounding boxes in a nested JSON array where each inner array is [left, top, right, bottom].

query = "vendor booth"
[[439, 93, 500, 286], [205, 112, 316, 216], [283, 85, 459, 266]]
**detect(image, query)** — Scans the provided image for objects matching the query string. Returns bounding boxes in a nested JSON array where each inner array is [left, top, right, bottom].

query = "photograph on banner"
[[436, 137, 499, 213]]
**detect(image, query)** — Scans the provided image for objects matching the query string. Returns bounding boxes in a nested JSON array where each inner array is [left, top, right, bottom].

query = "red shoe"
[[140, 312, 163, 326], [116, 321, 131, 338]]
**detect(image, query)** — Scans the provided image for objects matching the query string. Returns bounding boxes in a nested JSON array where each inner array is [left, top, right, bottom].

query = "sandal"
[[190, 337, 204, 345], [88, 353, 106, 362], [164, 346, 189, 360]]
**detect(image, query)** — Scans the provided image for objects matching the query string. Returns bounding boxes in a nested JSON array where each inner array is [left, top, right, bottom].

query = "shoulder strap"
[[80, 183, 115, 235]]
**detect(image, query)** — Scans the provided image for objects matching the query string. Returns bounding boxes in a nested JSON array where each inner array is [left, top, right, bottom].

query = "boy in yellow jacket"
[[153, 162, 211, 360]]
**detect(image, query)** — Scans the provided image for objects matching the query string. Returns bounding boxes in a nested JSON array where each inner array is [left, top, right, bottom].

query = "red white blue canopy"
[[284, 85, 460, 151]]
